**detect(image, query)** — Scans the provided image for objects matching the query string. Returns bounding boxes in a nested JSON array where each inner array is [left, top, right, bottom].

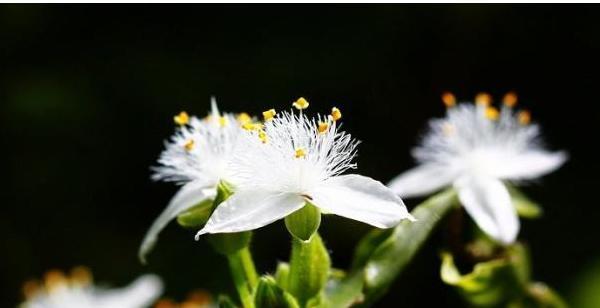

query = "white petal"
[[388, 163, 456, 198], [309, 174, 415, 229], [139, 180, 215, 263], [492, 150, 567, 180], [196, 190, 305, 236], [97, 275, 163, 308], [454, 175, 519, 244]]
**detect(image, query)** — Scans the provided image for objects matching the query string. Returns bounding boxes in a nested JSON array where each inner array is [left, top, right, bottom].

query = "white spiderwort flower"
[[20, 267, 162, 308], [196, 102, 414, 237], [139, 98, 248, 262], [388, 93, 567, 244]]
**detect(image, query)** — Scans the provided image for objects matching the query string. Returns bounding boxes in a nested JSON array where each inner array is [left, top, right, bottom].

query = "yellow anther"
[[258, 130, 268, 144], [237, 112, 252, 124], [503, 91, 518, 107], [22, 280, 40, 298], [218, 116, 228, 127], [242, 122, 263, 131], [174, 111, 190, 126], [475, 92, 492, 106], [441, 92, 456, 108], [518, 110, 531, 125], [485, 107, 500, 120], [318, 121, 329, 134], [293, 97, 310, 110], [44, 270, 67, 291], [295, 147, 306, 159], [330, 107, 342, 121], [263, 109, 276, 121], [70, 266, 92, 286], [184, 139, 195, 151]]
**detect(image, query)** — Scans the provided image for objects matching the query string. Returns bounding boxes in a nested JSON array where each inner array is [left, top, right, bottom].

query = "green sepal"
[[176, 199, 214, 228], [358, 189, 458, 303], [254, 276, 300, 308], [288, 233, 331, 306], [440, 243, 530, 307], [218, 294, 239, 308], [208, 232, 253, 256], [507, 185, 543, 219], [285, 202, 321, 241]]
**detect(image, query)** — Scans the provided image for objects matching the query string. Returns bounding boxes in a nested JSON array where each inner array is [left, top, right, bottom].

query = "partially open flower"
[[19, 267, 162, 308], [196, 103, 414, 237], [388, 92, 567, 244], [139, 98, 248, 263]]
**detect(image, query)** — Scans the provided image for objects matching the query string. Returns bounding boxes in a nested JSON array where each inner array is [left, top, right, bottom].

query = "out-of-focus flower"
[[140, 98, 251, 262], [196, 99, 414, 237], [19, 267, 162, 308], [389, 92, 567, 244], [154, 290, 215, 308]]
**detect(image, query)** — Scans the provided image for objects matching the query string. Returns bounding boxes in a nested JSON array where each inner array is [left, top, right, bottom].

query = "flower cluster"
[[389, 92, 567, 244]]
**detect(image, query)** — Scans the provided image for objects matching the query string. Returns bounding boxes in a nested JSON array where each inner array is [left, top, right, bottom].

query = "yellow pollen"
[[218, 116, 228, 127], [330, 107, 342, 121], [70, 266, 92, 286], [503, 91, 518, 107], [184, 139, 195, 151], [475, 92, 492, 106], [44, 270, 67, 291], [518, 110, 531, 125], [242, 122, 263, 131], [441, 92, 456, 108], [258, 130, 268, 143], [295, 147, 306, 158], [174, 111, 190, 126], [318, 121, 329, 134], [237, 112, 252, 124], [485, 107, 500, 120], [262, 109, 276, 121], [292, 97, 310, 110], [22, 280, 40, 299]]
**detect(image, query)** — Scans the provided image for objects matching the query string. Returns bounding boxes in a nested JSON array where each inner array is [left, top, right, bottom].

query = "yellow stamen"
[[518, 110, 531, 125], [503, 91, 518, 107], [441, 92, 456, 108], [44, 270, 67, 291], [318, 121, 329, 134], [184, 139, 195, 151], [262, 109, 276, 121], [22, 280, 40, 298], [70, 266, 92, 286], [242, 122, 263, 131], [258, 130, 268, 144], [218, 116, 228, 127], [174, 111, 190, 126], [330, 107, 342, 121], [485, 107, 500, 120], [292, 97, 310, 110], [475, 92, 492, 107], [237, 112, 252, 124], [295, 147, 306, 158]]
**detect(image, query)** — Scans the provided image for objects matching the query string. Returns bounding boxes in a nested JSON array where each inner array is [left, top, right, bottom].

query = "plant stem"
[[227, 247, 258, 308]]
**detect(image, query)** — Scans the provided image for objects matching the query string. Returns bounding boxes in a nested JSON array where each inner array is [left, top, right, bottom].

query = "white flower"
[[196, 103, 414, 237], [139, 98, 248, 262], [388, 93, 567, 244], [20, 267, 162, 308]]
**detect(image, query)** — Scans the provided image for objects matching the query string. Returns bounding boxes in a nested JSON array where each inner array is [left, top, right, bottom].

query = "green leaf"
[[440, 243, 530, 307], [176, 199, 214, 228], [358, 189, 458, 304], [218, 294, 239, 308], [285, 202, 321, 241], [350, 228, 393, 270], [507, 186, 543, 219], [255, 276, 300, 308], [324, 272, 365, 308], [288, 233, 331, 306]]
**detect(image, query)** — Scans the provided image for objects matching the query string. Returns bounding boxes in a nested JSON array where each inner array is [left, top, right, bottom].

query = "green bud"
[[208, 231, 252, 256], [254, 276, 299, 308], [285, 202, 321, 241], [176, 199, 214, 228], [274, 262, 290, 290], [288, 233, 330, 305]]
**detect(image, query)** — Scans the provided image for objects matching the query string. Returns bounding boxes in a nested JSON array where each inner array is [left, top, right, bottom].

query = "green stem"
[[227, 247, 258, 308], [288, 233, 330, 306]]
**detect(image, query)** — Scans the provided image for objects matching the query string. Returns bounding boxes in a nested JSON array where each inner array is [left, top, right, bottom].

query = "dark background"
[[2, 5, 599, 307]]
